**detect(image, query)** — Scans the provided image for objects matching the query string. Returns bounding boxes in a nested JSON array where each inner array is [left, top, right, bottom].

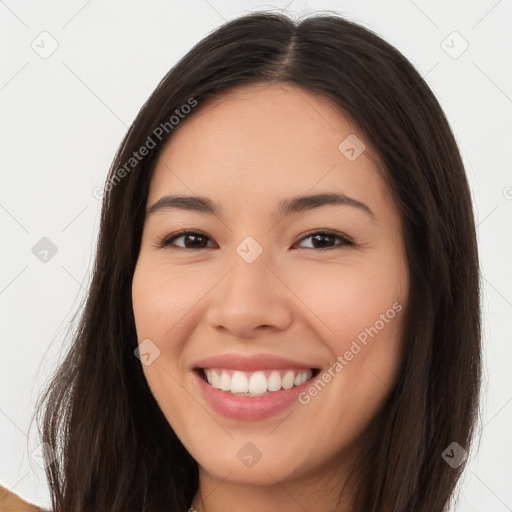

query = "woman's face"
[[132, 82, 409, 489]]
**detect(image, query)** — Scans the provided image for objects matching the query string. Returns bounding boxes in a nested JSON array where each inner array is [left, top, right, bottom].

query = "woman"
[[27, 10, 480, 512]]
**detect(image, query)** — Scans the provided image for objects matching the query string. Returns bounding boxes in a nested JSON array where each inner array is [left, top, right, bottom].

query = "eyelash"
[[154, 229, 354, 251]]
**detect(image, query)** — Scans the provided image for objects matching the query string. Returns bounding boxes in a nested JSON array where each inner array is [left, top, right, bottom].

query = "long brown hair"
[[33, 10, 482, 512]]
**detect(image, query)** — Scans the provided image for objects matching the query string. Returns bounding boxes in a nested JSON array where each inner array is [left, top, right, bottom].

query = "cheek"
[[288, 254, 406, 353], [291, 252, 408, 441], [288, 250, 407, 422], [132, 260, 202, 341], [132, 261, 197, 428]]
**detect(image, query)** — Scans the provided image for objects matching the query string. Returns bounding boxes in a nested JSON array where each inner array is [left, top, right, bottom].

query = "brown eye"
[[157, 231, 216, 250], [294, 230, 354, 250], [156, 229, 353, 251]]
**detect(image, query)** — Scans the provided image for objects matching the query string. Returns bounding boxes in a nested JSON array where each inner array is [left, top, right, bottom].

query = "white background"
[[1, 1, 511, 510]]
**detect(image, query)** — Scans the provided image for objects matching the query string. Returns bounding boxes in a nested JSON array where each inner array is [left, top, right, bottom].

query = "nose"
[[205, 248, 293, 339]]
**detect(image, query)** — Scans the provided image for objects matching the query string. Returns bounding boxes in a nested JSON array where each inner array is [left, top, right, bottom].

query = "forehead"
[[148, 82, 391, 219]]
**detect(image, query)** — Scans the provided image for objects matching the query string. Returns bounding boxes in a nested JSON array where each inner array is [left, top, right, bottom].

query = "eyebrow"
[[146, 192, 375, 219]]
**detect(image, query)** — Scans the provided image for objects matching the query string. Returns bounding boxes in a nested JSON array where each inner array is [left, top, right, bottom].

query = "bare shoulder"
[[0, 486, 48, 512]]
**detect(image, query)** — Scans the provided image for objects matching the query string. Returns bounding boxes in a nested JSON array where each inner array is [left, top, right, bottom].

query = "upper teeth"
[[203, 368, 313, 395]]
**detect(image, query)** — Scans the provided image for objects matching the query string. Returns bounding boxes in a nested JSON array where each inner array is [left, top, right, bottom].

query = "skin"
[[131, 82, 409, 512], [0, 486, 45, 512]]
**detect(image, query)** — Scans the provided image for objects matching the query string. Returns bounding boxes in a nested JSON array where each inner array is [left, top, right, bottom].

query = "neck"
[[189, 459, 358, 512]]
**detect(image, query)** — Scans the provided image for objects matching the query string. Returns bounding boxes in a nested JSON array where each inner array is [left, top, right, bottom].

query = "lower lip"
[[193, 370, 314, 421]]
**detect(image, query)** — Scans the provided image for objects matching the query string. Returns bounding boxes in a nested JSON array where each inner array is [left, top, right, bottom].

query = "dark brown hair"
[[33, 10, 482, 512]]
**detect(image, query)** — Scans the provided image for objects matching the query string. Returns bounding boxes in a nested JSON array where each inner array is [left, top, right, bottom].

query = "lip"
[[193, 352, 317, 372], [193, 369, 317, 421], [192, 353, 319, 421]]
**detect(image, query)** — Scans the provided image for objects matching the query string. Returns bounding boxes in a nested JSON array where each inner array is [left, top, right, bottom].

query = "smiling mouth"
[[195, 367, 320, 397]]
